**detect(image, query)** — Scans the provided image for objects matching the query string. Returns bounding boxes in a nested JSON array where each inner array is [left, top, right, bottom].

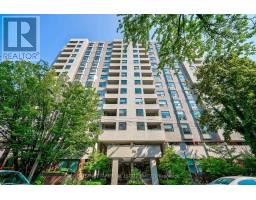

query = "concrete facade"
[[52, 38, 250, 184]]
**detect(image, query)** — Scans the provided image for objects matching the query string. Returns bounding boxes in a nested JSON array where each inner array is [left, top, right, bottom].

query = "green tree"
[[127, 168, 144, 185], [193, 54, 256, 154], [159, 147, 191, 184], [118, 14, 256, 68], [0, 61, 101, 181], [199, 157, 243, 181], [241, 154, 256, 176], [83, 152, 111, 174]]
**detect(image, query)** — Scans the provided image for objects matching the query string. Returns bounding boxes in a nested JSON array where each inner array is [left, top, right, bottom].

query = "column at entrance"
[[150, 158, 159, 185], [111, 159, 119, 185]]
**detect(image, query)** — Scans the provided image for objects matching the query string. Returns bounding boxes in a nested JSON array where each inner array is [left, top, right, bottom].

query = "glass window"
[[167, 82, 175, 89], [119, 122, 127, 130], [137, 122, 145, 130], [105, 57, 111, 61], [155, 82, 163, 88], [68, 59, 74, 63], [159, 100, 167, 107], [133, 49, 138, 53], [133, 60, 139, 64], [106, 52, 112, 55], [135, 98, 143, 104], [97, 90, 105, 97], [99, 82, 107, 87], [119, 109, 127, 116], [120, 98, 127, 104], [100, 75, 108, 80], [76, 45, 82, 48], [153, 75, 160, 79], [121, 66, 127, 70], [65, 65, 71, 69], [74, 49, 79, 52], [121, 72, 127, 77], [156, 91, 165, 96], [134, 66, 139, 70], [164, 124, 174, 132], [170, 90, 179, 98], [161, 111, 170, 118], [135, 88, 142, 94], [102, 68, 109, 73], [189, 100, 198, 110], [133, 55, 139, 58], [71, 54, 76, 57], [136, 109, 144, 116], [180, 123, 191, 134], [238, 180, 256, 185], [121, 80, 127, 85], [120, 88, 127, 94], [122, 60, 127, 64], [135, 80, 141, 85], [134, 72, 140, 77], [122, 54, 127, 58], [174, 100, 182, 109], [177, 111, 186, 120], [104, 62, 110, 66]]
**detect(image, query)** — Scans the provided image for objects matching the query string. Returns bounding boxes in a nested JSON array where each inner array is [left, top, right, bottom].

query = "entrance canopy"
[[107, 145, 162, 159]]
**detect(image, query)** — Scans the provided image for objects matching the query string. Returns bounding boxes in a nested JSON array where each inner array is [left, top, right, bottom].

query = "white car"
[[209, 176, 256, 185]]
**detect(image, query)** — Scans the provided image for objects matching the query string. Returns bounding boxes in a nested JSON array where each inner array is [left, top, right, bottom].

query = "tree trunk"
[[28, 151, 42, 181], [0, 148, 10, 168]]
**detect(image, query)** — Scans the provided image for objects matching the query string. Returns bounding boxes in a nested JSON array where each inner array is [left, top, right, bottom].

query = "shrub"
[[127, 168, 144, 185], [33, 176, 45, 185], [80, 179, 107, 185]]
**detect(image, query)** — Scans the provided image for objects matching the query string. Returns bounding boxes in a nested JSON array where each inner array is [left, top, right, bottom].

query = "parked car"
[[209, 176, 256, 185], [0, 170, 30, 185]]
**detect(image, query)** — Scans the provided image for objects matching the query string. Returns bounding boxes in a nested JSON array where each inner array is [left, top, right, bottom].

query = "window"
[[164, 124, 174, 132], [133, 54, 139, 58], [99, 82, 107, 87], [193, 111, 201, 119], [238, 180, 256, 185], [106, 52, 112, 55], [167, 82, 175, 89], [153, 75, 160, 79], [137, 122, 145, 130], [119, 122, 127, 130], [174, 100, 182, 109], [71, 54, 76, 57], [104, 62, 110, 66], [97, 91, 105, 97], [121, 66, 127, 70], [159, 100, 167, 107], [155, 82, 163, 88], [161, 111, 170, 118], [180, 123, 191, 134], [68, 59, 74, 63], [102, 68, 109, 73], [58, 159, 80, 174], [100, 75, 108, 80], [134, 72, 140, 77], [133, 49, 138, 53], [120, 98, 127, 104], [135, 80, 141, 85], [133, 60, 139, 64], [121, 72, 127, 77], [74, 49, 79, 52], [189, 100, 198, 110], [134, 66, 139, 70], [156, 91, 165, 96], [121, 80, 127, 85], [136, 109, 144, 116], [135, 98, 143, 104], [135, 88, 142, 94], [177, 111, 186, 120], [105, 57, 111, 61], [122, 54, 127, 58], [120, 88, 127, 94], [119, 109, 127, 116], [65, 65, 71, 69], [170, 90, 179, 98], [76, 45, 82, 48], [122, 60, 127, 64]]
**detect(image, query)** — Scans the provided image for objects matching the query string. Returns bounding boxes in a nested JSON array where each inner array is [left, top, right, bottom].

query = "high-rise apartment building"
[[53, 38, 250, 185]]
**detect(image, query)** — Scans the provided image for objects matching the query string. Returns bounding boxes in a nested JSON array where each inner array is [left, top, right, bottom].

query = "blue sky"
[[0, 14, 255, 64], [0, 14, 121, 64]]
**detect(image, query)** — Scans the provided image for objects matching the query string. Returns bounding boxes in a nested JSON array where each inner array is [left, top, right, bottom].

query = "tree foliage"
[[159, 147, 191, 184], [118, 14, 256, 68], [0, 61, 101, 180], [193, 54, 256, 154], [83, 152, 111, 174]]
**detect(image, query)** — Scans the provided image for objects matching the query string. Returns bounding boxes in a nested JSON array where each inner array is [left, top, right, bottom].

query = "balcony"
[[142, 72, 152, 77], [102, 122, 116, 130], [144, 98, 157, 104], [108, 72, 119, 77], [106, 88, 118, 94], [147, 122, 161, 131], [105, 98, 118, 104], [107, 80, 119, 85], [143, 88, 155, 94], [103, 109, 117, 116], [146, 109, 159, 117], [142, 80, 154, 85]]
